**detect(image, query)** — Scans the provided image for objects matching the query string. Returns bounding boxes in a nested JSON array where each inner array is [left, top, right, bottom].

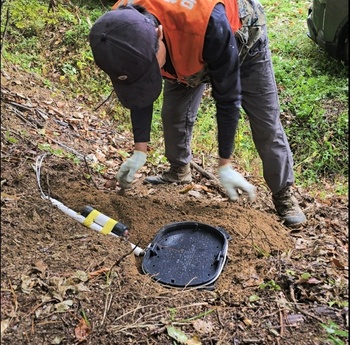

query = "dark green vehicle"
[[307, 0, 348, 65]]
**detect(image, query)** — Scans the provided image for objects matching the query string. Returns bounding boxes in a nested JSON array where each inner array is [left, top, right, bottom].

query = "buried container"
[[142, 221, 231, 289]]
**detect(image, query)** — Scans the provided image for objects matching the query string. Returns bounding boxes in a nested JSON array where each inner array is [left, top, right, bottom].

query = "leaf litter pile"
[[1, 64, 348, 345]]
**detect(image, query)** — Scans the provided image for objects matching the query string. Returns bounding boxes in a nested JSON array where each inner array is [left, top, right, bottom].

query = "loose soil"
[[1, 64, 348, 345]]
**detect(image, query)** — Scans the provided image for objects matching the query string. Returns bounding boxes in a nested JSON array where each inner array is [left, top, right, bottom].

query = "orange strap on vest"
[[112, 0, 240, 83]]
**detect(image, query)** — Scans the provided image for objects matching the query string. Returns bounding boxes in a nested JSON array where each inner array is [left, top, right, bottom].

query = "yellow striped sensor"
[[83, 209, 100, 227], [100, 218, 118, 234]]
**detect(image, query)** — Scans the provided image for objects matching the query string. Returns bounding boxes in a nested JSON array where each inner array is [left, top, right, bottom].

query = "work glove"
[[218, 165, 256, 201], [116, 151, 147, 189]]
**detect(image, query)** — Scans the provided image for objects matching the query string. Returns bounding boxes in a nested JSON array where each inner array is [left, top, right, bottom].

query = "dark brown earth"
[[1, 63, 348, 345]]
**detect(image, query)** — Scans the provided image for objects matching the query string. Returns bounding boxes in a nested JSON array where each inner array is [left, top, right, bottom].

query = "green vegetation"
[[265, 0, 348, 191], [320, 320, 349, 345], [258, 279, 281, 291], [1, 0, 348, 195]]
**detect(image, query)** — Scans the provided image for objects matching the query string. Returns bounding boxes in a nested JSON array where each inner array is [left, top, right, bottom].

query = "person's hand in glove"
[[218, 164, 256, 201], [116, 150, 147, 189]]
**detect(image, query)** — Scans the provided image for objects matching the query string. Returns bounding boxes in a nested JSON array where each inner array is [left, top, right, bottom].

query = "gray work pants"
[[161, 26, 294, 194]]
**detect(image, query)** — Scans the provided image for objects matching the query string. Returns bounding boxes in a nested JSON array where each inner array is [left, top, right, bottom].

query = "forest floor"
[[1, 63, 348, 345]]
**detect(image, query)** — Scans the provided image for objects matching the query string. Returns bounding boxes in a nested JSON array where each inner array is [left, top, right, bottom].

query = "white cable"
[[35, 154, 48, 199], [34, 154, 145, 256]]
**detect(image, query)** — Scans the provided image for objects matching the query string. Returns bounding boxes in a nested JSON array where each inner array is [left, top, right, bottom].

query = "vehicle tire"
[[344, 36, 349, 65]]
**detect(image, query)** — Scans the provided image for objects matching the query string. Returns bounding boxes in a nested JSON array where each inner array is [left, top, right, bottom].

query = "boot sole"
[[144, 177, 192, 185]]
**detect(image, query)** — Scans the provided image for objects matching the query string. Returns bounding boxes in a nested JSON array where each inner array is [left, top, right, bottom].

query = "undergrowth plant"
[[1, 0, 348, 194], [320, 320, 349, 345], [264, 0, 348, 191]]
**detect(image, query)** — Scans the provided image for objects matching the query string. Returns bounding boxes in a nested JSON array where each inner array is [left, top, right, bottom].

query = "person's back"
[[89, 0, 306, 227]]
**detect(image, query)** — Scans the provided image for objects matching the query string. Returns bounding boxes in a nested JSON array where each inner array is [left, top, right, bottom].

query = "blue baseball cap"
[[89, 6, 162, 110]]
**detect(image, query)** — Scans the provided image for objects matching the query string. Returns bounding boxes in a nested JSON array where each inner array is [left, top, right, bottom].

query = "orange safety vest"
[[112, 0, 241, 85]]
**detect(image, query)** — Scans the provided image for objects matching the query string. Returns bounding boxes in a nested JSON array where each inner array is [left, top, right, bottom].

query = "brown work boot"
[[272, 186, 306, 227], [144, 164, 192, 185]]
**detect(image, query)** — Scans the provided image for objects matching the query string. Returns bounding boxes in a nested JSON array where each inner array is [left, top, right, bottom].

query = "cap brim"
[[111, 57, 162, 110]]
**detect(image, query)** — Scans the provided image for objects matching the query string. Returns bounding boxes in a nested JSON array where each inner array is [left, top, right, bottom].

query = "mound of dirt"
[[1, 64, 348, 345]]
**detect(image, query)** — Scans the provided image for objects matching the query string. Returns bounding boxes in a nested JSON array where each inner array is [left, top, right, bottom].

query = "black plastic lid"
[[142, 222, 230, 288]]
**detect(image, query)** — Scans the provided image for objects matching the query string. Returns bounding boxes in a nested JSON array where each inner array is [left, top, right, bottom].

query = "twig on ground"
[[94, 90, 114, 111], [8, 101, 46, 128], [190, 160, 226, 195], [190, 160, 219, 182], [112, 304, 160, 324], [35, 320, 62, 326], [110, 240, 142, 269], [7, 100, 33, 111], [9, 280, 18, 313], [7, 104, 36, 127], [262, 309, 281, 318], [149, 325, 167, 336], [216, 329, 230, 345], [112, 301, 209, 327], [279, 309, 285, 337], [242, 338, 265, 344], [116, 322, 164, 333], [25, 299, 56, 317], [31, 315, 35, 336], [289, 285, 324, 323], [46, 136, 86, 159], [216, 309, 225, 327], [101, 291, 113, 327], [35, 108, 49, 121], [173, 302, 209, 311]]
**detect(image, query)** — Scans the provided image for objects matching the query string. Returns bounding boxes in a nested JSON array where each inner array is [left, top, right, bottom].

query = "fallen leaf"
[[51, 335, 65, 344], [71, 270, 89, 282], [295, 238, 311, 250], [306, 277, 322, 284], [285, 314, 304, 326], [167, 326, 188, 344], [20, 275, 36, 294], [88, 267, 110, 279], [104, 160, 118, 168], [54, 300, 73, 313], [1, 192, 20, 201], [193, 184, 211, 192], [332, 258, 345, 269], [192, 319, 213, 334], [95, 150, 106, 162], [179, 184, 194, 194], [85, 154, 98, 164], [104, 179, 117, 189], [188, 190, 202, 198], [75, 318, 91, 343], [34, 260, 48, 278], [56, 101, 66, 109], [72, 111, 84, 119], [249, 294, 260, 302], [269, 328, 280, 337], [186, 335, 202, 345], [50, 277, 68, 302], [74, 282, 91, 293], [242, 318, 253, 326], [1, 319, 10, 335]]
